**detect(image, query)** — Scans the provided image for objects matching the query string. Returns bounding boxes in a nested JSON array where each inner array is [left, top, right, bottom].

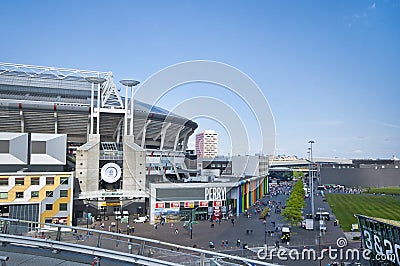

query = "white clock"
[[101, 163, 121, 183]]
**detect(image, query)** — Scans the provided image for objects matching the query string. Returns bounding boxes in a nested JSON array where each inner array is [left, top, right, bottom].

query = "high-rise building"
[[195, 130, 218, 158]]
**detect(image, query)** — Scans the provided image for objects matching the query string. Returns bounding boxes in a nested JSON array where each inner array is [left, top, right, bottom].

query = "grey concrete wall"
[[123, 135, 146, 193], [320, 168, 400, 187], [76, 134, 100, 193]]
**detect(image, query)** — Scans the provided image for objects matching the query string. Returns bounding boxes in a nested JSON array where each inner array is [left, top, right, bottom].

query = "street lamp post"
[[119, 80, 140, 136], [84, 77, 106, 135], [318, 231, 322, 266], [263, 219, 267, 245], [308, 140, 315, 222], [85, 204, 89, 229]]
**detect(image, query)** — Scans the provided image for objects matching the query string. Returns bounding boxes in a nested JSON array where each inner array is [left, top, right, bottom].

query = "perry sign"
[[205, 187, 226, 201]]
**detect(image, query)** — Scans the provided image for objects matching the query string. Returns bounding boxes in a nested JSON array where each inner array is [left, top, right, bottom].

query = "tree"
[[282, 180, 306, 225]]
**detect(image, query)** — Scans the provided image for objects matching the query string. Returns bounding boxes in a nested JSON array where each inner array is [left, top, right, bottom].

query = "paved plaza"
[[0, 183, 369, 265]]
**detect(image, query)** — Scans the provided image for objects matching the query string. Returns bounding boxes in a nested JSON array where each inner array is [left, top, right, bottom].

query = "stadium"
[[0, 62, 198, 226]]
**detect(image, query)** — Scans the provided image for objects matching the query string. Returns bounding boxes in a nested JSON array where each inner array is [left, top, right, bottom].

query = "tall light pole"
[[85, 203, 89, 229], [263, 219, 267, 245], [85, 77, 106, 135], [308, 140, 315, 223], [119, 80, 140, 136]]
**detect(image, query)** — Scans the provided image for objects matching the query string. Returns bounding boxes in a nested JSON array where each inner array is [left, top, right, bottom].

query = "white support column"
[[130, 86, 134, 135], [90, 82, 94, 134], [54, 106, 58, 134], [173, 126, 184, 151], [20, 109, 24, 133], [160, 123, 171, 150], [141, 122, 149, 148], [96, 83, 101, 134], [124, 85, 128, 135]]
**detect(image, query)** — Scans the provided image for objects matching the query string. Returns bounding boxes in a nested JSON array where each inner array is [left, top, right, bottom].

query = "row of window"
[[0, 190, 68, 199], [0, 176, 69, 186], [46, 203, 68, 211]]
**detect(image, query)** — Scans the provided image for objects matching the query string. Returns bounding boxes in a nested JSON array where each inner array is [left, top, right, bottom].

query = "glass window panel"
[[31, 177, 40, 185]]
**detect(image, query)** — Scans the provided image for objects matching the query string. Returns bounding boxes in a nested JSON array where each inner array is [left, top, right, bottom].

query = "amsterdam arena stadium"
[[0, 62, 197, 226]]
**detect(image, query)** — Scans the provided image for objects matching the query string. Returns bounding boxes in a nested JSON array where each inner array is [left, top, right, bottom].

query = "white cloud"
[[383, 123, 400, 129], [369, 2, 376, 9]]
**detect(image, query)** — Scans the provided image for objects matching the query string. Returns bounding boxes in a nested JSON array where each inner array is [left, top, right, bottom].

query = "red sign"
[[213, 201, 222, 207], [184, 201, 194, 208], [199, 201, 209, 207], [155, 202, 165, 209], [170, 202, 180, 208]]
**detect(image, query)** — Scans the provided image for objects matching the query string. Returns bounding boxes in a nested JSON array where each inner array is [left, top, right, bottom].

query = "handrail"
[[0, 217, 279, 266], [0, 234, 179, 266]]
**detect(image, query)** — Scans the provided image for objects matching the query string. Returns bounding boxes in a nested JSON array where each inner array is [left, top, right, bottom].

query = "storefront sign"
[[199, 201, 209, 207], [184, 201, 194, 208], [101, 202, 121, 207], [155, 202, 165, 209], [205, 187, 226, 201], [170, 202, 180, 208], [213, 201, 222, 207]]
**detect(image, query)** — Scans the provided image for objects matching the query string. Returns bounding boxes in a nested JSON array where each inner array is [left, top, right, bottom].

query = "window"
[[16, 192, 24, 198], [31, 177, 40, 185], [46, 191, 53, 197], [31, 141, 46, 154], [60, 190, 68, 198], [15, 177, 24, 186], [45, 218, 52, 224], [59, 203, 67, 211], [46, 204, 53, 211], [0, 192, 8, 199], [46, 177, 54, 185], [60, 176, 68, 185], [0, 140, 10, 153], [0, 178, 8, 186], [31, 191, 39, 198]]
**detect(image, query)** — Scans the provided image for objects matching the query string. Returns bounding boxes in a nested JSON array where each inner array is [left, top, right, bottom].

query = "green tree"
[[282, 180, 306, 225]]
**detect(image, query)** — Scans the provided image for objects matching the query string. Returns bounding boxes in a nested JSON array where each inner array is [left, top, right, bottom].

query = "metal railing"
[[0, 218, 278, 266]]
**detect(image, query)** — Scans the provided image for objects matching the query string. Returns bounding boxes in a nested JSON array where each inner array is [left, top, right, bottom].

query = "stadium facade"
[[0, 62, 268, 227], [0, 62, 198, 226]]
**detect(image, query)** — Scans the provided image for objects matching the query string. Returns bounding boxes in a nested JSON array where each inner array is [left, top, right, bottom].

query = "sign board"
[[205, 187, 226, 201], [101, 192, 123, 197], [357, 215, 400, 266], [155, 202, 165, 209], [101, 202, 121, 207], [184, 201, 194, 208], [213, 201, 222, 207], [101, 163, 122, 183], [199, 201, 209, 207], [170, 202, 180, 208]]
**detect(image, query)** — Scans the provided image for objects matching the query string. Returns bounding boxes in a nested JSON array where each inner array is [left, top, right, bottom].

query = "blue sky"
[[1, 0, 399, 159]]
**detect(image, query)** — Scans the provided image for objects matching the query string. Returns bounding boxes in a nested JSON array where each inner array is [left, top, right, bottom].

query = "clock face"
[[101, 163, 121, 183]]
